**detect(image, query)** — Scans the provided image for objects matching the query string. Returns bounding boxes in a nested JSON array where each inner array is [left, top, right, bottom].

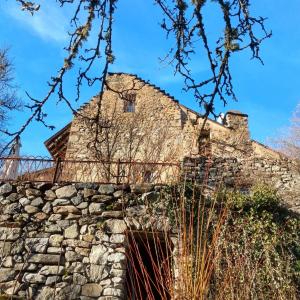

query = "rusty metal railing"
[[0, 157, 181, 185]]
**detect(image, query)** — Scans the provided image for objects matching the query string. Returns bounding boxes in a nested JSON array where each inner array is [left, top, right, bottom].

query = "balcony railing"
[[0, 157, 180, 185]]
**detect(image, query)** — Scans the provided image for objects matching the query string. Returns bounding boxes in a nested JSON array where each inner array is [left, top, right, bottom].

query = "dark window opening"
[[123, 93, 136, 113], [126, 231, 172, 300], [143, 170, 152, 183]]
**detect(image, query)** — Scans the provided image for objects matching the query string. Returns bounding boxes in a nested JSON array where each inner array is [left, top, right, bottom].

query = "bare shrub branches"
[[155, 0, 271, 121], [0, 48, 22, 153], [272, 103, 300, 161], [1, 0, 270, 156]]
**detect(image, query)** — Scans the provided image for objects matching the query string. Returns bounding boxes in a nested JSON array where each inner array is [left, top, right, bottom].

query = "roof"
[[44, 123, 71, 159]]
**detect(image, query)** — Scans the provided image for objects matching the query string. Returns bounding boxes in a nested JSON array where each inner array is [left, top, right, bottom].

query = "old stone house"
[[44, 72, 300, 210], [46, 72, 263, 162]]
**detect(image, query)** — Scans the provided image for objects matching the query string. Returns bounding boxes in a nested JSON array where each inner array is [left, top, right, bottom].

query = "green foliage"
[[225, 184, 280, 212], [211, 184, 300, 299]]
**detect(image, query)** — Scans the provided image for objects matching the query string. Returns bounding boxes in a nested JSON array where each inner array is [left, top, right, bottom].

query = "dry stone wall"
[[183, 156, 300, 212], [0, 182, 174, 300]]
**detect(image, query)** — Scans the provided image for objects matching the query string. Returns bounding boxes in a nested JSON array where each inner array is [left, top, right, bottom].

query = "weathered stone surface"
[[53, 198, 70, 206], [130, 183, 153, 194], [19, 197, 30, 206], [55, 185, 77, 199], [90, 245, 108, 264], [36, 286, 55, 300], [113, 190, 124, 198], [103, 219, 127, 234], [63, 239, 90, 248], [0, 183, 13, 196], [48, 213, 62, 221], [0, 241, 12, 256], [73, 273, 87, 285], [34, 212, 48, 221], [77, 201, 88, 209], [0, 280, 20, 295], [44, 189, 56, 200], [25, 237, 49, 253], [31, 197, 44, 207], [82, 283, 103, 297], [6, 193, 19, 202], [107, 252, 126, 264], [4, 203, 21, 214], [40, 265, 65, 275], [47, 246, 63, 254], [126, 205, 146, 217], [92, 195, 113, 203], [88, 202, 104, 215], [45, 276, 61, 286], [83, 188, 98, 198], [49, 234, 64, 247], [110, 234, 125, 244], [0, 268, 16, 282], [98, 184, 115, 195], [26, 188, 41, 198], [45, 224, 62, 233], [28, 254, 61, 265], [24, 205, 39, 214], [103, 288, 124, 297], [71, 195, 83, 206], [0, 227, 21, 241], [65, 251, 82, 262], [53, 205, 80, 215], [64, 223, 79, 239], [101, 211, 123, 218], [110, 268, 126, 278], [75, 246, 90, 257], [23, 273, 46, 283]]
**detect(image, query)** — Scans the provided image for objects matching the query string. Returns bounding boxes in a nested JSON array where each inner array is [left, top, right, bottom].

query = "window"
[[143, 170, 152, 183], [123, 93, 136, 113]]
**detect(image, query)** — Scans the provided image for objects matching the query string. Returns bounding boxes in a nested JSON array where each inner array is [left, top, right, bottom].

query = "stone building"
[[44, 73, 300, 210], [46, 73, 259, 162]]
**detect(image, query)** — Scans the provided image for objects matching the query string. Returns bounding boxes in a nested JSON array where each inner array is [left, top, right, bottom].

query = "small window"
[[124, 100, 135, 113], [123, 93, 136, 113], [143, 170, 152, 183]]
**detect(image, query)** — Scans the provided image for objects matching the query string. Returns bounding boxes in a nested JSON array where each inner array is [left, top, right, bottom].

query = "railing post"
[[116, 159, 121, 185], [53, 157, 61, 184]]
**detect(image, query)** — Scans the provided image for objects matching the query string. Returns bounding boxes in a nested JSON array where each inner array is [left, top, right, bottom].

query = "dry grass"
[[124, 182, 299, 300]]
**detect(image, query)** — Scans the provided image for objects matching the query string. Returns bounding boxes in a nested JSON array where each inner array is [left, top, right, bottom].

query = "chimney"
[[224, 110, 250, 140]]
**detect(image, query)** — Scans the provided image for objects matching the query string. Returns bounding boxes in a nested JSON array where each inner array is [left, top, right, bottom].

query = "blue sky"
[[0, 0, 299, 156]]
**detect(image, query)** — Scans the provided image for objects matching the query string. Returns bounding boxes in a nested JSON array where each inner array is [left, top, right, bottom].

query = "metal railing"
[[0, 157, 181, 185]]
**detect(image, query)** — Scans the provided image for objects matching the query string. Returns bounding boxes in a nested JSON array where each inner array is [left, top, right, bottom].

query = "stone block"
[[55, 185, 77, 199], [81, 283, 103, 297], [25, 237, 49, 253], [28, 254, 61, 265], [64, 223, 79, 239], [103, 219, 127, 234], [0, 268, 16, 282], [0, 227, 21, 241]]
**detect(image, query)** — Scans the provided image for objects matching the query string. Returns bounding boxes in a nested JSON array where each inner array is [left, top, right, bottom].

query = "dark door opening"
[[126, 231, 173, 300]]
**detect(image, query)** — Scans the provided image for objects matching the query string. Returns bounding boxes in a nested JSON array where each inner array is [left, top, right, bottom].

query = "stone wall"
[[183, 156, 300, 213], [0, 182, 174, 300]]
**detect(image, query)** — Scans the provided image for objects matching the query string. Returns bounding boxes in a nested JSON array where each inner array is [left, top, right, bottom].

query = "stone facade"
[[44, 72, 299, 207], [0, 182, 176, 299], [63, 73, 257, 163]]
